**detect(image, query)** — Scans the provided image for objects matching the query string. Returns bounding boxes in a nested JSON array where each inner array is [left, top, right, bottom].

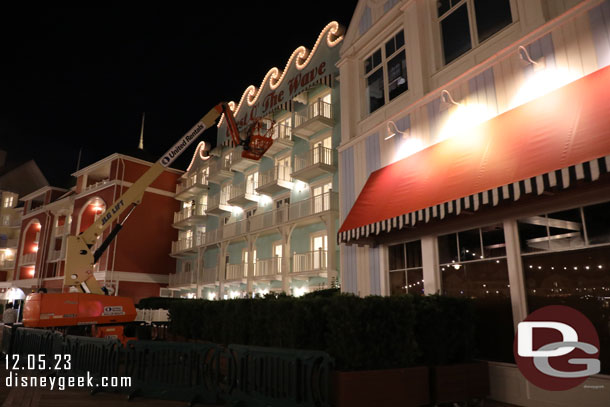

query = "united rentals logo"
[[160, 122, 206, 167], [514, 305, 600, 391]]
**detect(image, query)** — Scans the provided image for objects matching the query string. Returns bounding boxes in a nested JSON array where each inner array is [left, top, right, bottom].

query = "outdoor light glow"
[[207, 292, 216, 300], [437, 103, 495, 144], [258, 194, 273, 206], [256, 288, 270, 297], [185, 293, 196, 299], [392, 135, 424, 163], [293, 287, 308, 297], [33, 245, 38, 252], [293, 181, 309, 193], [28, 267, 35, 276], [229, 290, 240, 299], [510, 67, 579, 109]]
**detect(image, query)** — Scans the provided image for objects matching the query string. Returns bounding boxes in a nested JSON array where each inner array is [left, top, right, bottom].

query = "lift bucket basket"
[[241, 120, 276, 160]]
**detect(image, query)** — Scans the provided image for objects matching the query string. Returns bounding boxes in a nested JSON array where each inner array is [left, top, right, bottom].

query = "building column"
[[324, 214, 338, 288], [281, 225, 295, 294], [421, 236, 441, 295], [218, 242, 228, 299], [246, 235, 256, 295], [503, 219, 529, 329]]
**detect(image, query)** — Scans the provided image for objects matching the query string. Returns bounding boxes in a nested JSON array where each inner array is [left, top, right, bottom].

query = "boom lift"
[[22, 103, 272, 340]]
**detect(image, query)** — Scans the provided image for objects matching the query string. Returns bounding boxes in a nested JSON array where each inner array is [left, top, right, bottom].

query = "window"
[[3, 195, 15, 208], [276, 155, 292, 182], [437, 0, 512, 64], [438, 223, 514, 363], [388, 240, 423, 295], [518, 200, 610, 374], [312, 182, 332, 213], [364, 30, 407, 114], [246, 172, 259, 196]]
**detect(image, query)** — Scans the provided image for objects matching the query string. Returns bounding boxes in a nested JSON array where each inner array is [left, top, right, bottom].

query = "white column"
[[218, 242, 227, 299], [421, 236, 441, 295], [503, 219, 529, 328], [379, 245, 390, 296], [326, 214, 338, 288], [246, 236, 255, 295]]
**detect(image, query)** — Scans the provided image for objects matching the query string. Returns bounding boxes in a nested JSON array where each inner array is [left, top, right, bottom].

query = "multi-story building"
[[337, 0, 610, 405], [10, 153, 182, 303], [168, 22, 344, 299], [0, 190, 21, 281]]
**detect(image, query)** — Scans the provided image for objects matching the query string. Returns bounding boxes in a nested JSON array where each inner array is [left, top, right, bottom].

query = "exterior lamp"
[[385, 121, 409, 140], [518, 45, 545, 71], [439, 89, 461, 112]]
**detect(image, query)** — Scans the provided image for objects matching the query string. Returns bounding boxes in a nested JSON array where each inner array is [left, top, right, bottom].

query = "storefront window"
[[388, 240, 423, 295], [439, 224, 514, 362], [519, 200, 610, 373]]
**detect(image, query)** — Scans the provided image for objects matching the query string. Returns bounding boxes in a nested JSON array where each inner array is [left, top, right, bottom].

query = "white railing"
[[208, 192, 230, 209], [249, 206, 289, 232], [174, 205, 207, 223], [171, 238, 193, 254], [0, 259, 15, 269], [84, 179, 110, 193], [20, 252, 37, 265], [210, 156, 232, 174], [272, 122, 292, 141], [47, 248, 65, 262], [0, 238, 18, 249], [201, 267, 218, 284], [294, 100, 332, 127], [223, 219, 249, 239], [289, 192, 338, 220], [255, 257, 281, 277], [176, 172, 208, 195], [169, 269, 194, 288], [1, 216, 21, 228], [294, 146, 335, 172], [55, 224, 67, 236], [226, 263, 246, 280], [293, 250, 327, 273], [258, 165, 292, 188]]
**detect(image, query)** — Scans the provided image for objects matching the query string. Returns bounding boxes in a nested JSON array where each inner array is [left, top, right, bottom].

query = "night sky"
[[0, 4, 357, 187]]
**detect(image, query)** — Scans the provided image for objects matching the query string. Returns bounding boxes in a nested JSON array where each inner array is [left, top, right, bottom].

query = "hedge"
[[167, 294, 475, 371]]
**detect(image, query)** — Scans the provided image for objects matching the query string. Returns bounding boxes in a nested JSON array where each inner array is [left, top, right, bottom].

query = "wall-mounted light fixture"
[[518, 45, 545, 71], [439, 89, 461, 112], [385, 121, 410, 140]]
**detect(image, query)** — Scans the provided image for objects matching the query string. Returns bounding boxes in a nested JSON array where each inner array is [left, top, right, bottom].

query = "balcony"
[[256, 165, 293, 195], [223, 218, 249, 239], [225, 263, 246, 281], [293, 100, 334, 139], [292, 146, 337, 183], [170, 236, 199, 257], [265, 123, 294, 156], [201, 267, 219, 285], [0, 259, 15, 270], [175, 172, 209, 201], [168, 269, 195, 289], [254, 257, 281, 279], [1, 217, 21, 228], [173, 205, 207, 229], [83, 179, 111, 194], [55, 224, 68, 236], [292, 249, 327, 275], [207, 193, 232, 216], [249, 206, 289, 233], [208, 157, 233, 184], [0, 238, 18, 249], [19, 252, 37, 266], [47, 248, 65, 263], [199, 228, 222, 247], [230, 148, 259, 173], [227, 182, 259, 208], [289, 192, 338, 222]]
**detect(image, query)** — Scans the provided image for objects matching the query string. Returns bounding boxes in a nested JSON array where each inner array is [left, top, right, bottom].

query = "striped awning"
[[338, 65, 610, 244]]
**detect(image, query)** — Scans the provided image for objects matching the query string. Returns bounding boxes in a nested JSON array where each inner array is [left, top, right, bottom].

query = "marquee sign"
[[219, 21, 344, 138]]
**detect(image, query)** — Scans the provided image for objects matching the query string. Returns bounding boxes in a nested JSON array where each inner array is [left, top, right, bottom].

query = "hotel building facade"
[[168, 23, 344, 300], [337, 0, 610, 405]]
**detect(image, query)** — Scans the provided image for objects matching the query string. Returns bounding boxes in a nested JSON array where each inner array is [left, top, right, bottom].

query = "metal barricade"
[[228, 344, 334, 407]]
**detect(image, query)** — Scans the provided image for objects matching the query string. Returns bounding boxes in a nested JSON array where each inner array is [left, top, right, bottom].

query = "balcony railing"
[[223, 218, 249, 239], [293, 249, 327, 273], [199, 228, 222, 246], [47, 248, 65, 262], [255, 257, 281, 277], [289, 192, 338, 221], [1, 217, 21, 228], [0, 259, 15, 270], [171, 238, 194, 254], [294, 100, 333, 127], [201, 267, 218, 284], [226, 263, 246, 280], [273, 123, 292, 141], [173, 205, 207, 224], [249, 206, 289, 232], [0, 238, 18, 249], [169, 269, 195, 288], [294, 146, 335, 172], [55, 224, 67, 236], [84, 179, 110, 193], [257, 165, 292, 192], [175, 172, 209, 199], [19, 252, 37, 266]]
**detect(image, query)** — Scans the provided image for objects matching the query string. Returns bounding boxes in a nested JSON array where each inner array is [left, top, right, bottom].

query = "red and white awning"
[[338, 65, 610, 244]]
